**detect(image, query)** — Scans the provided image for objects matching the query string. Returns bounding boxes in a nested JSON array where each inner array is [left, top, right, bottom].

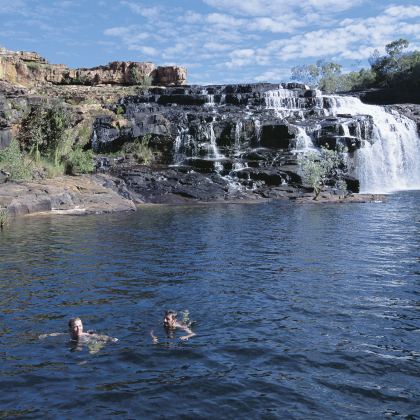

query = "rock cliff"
[[1, 50, 418, 215], [0, 48, 187, 87]]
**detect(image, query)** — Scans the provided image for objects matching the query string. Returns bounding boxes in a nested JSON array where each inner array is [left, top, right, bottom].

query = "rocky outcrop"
[[390, 104, 420, 133], [0, 73, 410, 213], [0, 174, 136, 216], [356, 87, 420, 106], [91, 83, 375, 195], [0, 48, 187, 87]]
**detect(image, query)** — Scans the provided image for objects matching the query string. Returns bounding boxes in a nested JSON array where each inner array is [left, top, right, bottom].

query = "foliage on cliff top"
[[291, 39, 419, 94]]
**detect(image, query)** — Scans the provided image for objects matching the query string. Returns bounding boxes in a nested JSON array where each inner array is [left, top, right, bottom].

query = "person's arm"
[[150, 330, 158, 344], [177, 323, 196, 341], [39, 333, 66, 339]]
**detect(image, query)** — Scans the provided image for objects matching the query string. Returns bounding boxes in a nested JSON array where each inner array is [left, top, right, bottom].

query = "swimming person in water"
[[68, 317, 118, 343], [39, 317, 118, 351], [151, 310, 196, 343]]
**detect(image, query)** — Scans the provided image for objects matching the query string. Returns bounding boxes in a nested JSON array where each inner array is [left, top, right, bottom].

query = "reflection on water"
[[0, 192, 420, 418]]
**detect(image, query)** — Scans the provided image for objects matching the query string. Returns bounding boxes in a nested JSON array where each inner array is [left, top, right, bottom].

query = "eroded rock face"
[[0, 174, 136, 216], [0, 49, 187, 87], [92, 83, 376, 195]]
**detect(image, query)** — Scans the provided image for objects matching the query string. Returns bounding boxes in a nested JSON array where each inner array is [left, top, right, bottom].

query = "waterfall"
[[294, 126, 316, 152], [92, 130, 98, 151], [264, 87, 304, 119], [254, 119, 261, 143], [208, 122, 223, 172], [325, 96, 420, 193], [234, 121, 242, 152], [202, 89, 215, 107]]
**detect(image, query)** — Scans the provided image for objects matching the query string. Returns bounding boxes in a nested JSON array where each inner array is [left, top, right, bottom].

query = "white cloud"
[[257, 5, 420, 61], [120, 1, 162, 19], [128, 45, 158, 56], [206, 13, 245, 27], [254, 68, 290, 82], [203, 0, 364, 17], [106, 1, 420, 83]]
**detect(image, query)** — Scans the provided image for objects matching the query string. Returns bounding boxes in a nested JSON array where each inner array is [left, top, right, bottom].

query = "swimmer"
[[39, 317, 118, 343], [151, 310, 196, 343], [68, 317, 118, 343]]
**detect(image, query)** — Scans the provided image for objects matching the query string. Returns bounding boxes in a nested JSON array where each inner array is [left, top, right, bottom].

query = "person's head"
[[68, 317, 83, 340], [163, 310, 177, 328]]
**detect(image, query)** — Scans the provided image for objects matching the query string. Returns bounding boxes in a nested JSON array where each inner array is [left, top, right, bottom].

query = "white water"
[[208, 122, 224, 172], [202, 89, 215, 107], [264, 88, 305, 119], [254, 119, 261, 143], [294, 126, 316, 152], [235, 121, 242, 152], [173, 126, 195, 165], [325, 96, 420, 193]]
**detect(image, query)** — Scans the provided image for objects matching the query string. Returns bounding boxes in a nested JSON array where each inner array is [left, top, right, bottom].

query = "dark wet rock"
[[391, 104, 420, 133], [260, 123, 294, 149], [317, 136, 362, 152], [0, 169, 9, 183], [113, 165, 250, 204], [356, 88, 420, 106], [235, 168, 289, 186], [343, 176, 360, 193]]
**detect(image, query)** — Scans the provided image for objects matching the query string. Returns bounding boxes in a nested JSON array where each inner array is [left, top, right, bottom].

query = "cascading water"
[[234, 121, 242, 152], [294, 126, 316, 152], [116, 83, 419, 196], [325, 96, 420, 193], [264, 88, 305, 119], [208, 121, 223, 172]]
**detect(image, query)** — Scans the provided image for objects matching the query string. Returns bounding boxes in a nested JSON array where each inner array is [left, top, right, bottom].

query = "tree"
[[385, 38, 409, 58], [369, 39, 410, 86], [291, 60, 344, 92], [298, 147, 346, 200]]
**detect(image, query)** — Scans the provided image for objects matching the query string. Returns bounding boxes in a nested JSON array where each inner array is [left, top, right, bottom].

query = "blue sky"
[[1, 0, 419, 85]]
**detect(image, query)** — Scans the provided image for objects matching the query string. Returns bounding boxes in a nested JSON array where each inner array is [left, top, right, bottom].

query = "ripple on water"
[[0, 193, 419, 417]]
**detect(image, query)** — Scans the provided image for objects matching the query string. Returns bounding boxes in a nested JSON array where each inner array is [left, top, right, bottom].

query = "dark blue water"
[[1, 193, 419, 419]]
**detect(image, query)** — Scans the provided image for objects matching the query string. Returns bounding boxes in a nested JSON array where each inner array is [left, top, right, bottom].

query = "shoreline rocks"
[[0, 171, 386, 219], [0, 174, 136, 217]]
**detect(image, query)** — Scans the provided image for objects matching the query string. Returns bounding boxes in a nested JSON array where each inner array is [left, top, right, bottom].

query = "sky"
[[0, 0, 419, 85]]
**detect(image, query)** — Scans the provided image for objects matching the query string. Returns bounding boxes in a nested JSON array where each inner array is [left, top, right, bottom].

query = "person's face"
[[164, 314, 176, 328], [69, 319, 83, 339]]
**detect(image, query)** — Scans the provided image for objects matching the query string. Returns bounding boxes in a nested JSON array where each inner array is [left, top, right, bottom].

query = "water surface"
[[0, 193, 419, 418]]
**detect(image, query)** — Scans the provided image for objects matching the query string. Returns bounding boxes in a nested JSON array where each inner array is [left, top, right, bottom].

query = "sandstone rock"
[[0, 49, 187, 88], [0, 174, 136, 217]]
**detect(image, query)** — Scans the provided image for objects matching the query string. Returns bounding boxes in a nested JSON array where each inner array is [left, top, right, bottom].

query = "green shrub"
[[26, 61, 41, 71], [37, 158, 65, 178], [0, 139, 31, 180], [65, 147, 94, 175], [129, 67, 153, 87], [115, 105, 125, 116], [122, 134, 154, 164], [298, 146, 346, 200], [19, 103, 72, 161]]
